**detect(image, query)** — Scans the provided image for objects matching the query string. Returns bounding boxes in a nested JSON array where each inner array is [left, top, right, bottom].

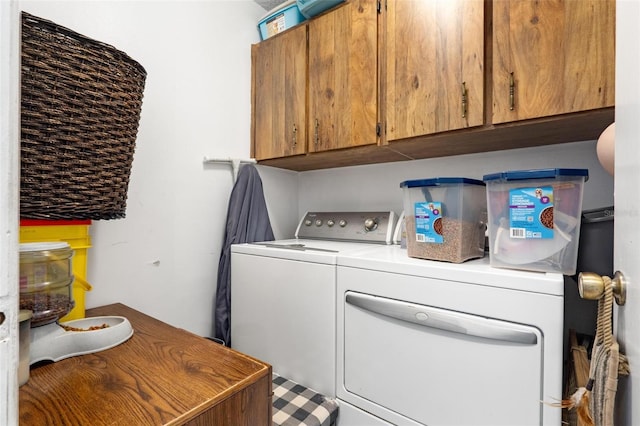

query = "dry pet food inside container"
[[482, 168, 588, 275], [400, 177, 487, 263], [19, 242, 75, 327]]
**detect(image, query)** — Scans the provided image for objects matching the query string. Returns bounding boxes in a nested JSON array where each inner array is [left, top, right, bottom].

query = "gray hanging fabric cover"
[[214, 164, 274, 346]]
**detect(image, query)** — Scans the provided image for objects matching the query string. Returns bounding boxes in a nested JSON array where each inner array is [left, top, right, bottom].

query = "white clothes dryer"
[[336, 245, 565, 426]]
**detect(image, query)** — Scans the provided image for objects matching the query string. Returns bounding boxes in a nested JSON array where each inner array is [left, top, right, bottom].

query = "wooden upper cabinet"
[[253, 0, 615, 171], [492, 0, 615, 124], [385, 0, 484, 142], [307, 0, 378, 153], [252, 24, 307, 160]]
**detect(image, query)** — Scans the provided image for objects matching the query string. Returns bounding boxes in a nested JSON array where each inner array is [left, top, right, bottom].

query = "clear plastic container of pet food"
[[19, 242, 75, 326], [400, 177, 487, 263], [483, 168, 588, 274]]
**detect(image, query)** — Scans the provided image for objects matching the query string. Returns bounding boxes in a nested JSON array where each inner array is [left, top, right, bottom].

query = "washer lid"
[[231, 239, 384, 265]]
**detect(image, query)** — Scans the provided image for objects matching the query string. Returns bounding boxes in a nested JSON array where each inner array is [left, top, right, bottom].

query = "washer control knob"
[[304, 219, 312, 227], [315, 219, 323, 227], [364, 217, 378, 232], [339, 219, 348, 227], [327, 219, 335, 227]]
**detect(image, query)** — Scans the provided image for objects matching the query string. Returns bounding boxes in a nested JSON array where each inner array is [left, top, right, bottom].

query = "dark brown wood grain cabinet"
[[252, 24, 307, 161], [492, 0, 615, 124], [251, 0, 378, 162], [307, 0, 378, 153], [252, 0, 616, 171], [385, 0, 484, 142], [19, 303, 272, 426]]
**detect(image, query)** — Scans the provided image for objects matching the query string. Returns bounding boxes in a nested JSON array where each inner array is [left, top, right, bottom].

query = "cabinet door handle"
[[292, 123, 297, 147], [314, 119, 319, 146], [346, 292, 538, 345], [509, 72, 515, 111], [461, 82, 467, 119]]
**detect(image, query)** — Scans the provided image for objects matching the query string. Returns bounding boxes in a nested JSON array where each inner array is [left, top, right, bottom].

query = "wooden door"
[[307, 0, 377, 153], [252, 25, 307, 160], [492, 0, 615, 124], [385, 0, 484, 142]]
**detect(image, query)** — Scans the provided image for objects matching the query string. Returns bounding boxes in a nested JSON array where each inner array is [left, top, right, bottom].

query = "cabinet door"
[[252, 25, 307, 160], [385, 0, 484, 142], [492, 0, 615, 124], [307, 0, 377, 153]]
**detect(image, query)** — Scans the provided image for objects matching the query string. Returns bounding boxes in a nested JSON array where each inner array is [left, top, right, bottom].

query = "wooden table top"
[[19, 303, 271, 425]]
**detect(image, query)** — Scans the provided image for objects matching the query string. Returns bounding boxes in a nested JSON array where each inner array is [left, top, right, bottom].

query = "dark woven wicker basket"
[[21, 12, 147, 220]]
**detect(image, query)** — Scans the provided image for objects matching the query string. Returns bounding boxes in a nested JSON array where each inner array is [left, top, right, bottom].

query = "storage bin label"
[[414, 202, 444, 244], [266, 12, 286, 37], [508, 186, 553, 239]]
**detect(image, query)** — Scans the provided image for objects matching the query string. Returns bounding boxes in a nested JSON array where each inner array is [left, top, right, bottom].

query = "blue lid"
[[400, 177, 485, 189], [482, 168, 589, 182]]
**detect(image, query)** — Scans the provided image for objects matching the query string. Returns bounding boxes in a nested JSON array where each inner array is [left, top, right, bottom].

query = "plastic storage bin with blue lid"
[[482, 168, 589, 182], [296, 0, 345, 19], [482, 168, 589, 274], [258, 0, 306, 40], [400, 177, 487, 263]]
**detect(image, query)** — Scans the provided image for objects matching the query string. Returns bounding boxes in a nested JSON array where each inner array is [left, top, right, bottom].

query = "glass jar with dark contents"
[[19, 242, 75, 327]]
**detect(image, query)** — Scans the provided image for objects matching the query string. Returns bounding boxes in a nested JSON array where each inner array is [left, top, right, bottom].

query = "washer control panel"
[[295, 211, 397, 244]]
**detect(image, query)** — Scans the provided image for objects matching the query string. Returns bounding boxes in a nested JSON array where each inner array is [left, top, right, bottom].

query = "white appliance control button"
[[327, 219, 335, 227], [416, 312, 429, 321], [364, 218, 378, 232], [339, 219, 347, 227], [304, 219, 312, 226], [315, 219, 323, 227]]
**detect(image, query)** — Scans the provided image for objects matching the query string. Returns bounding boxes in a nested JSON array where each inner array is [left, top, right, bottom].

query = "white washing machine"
[[336, 245, 565, 426], [230, 211, 398, 402]]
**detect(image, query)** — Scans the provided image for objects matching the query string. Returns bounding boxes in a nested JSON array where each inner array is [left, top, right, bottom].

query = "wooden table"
[[19, 303, 272, 425]]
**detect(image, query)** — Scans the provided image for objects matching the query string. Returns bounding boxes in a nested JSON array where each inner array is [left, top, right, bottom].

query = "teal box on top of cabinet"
[[258, 0, 306, 40], [296, 0, 344, 18]]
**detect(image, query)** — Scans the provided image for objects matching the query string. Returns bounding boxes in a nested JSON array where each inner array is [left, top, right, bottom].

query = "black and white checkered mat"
[[272, 374, 339, 426]]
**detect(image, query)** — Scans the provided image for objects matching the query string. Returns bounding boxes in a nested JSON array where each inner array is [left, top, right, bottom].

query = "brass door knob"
[[578, 271, 627, 305]]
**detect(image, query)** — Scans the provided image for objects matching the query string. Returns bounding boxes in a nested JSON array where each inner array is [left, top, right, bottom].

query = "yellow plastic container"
[[19, 220, 93, 321]]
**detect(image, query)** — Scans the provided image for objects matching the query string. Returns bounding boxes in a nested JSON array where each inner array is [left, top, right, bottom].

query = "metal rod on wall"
[[203, 157, 257, 182]]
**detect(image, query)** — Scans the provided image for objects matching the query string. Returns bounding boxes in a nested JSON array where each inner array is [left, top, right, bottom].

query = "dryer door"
[[343, 291, 544, 426]]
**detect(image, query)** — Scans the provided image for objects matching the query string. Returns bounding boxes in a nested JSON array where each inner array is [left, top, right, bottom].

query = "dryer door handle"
[[345, 292, 538, 345]]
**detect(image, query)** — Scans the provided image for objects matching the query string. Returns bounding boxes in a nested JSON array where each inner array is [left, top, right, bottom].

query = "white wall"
[[17, 1, 615, 340], [291, 140, 614, 216], [19, 0, 268, 337]]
